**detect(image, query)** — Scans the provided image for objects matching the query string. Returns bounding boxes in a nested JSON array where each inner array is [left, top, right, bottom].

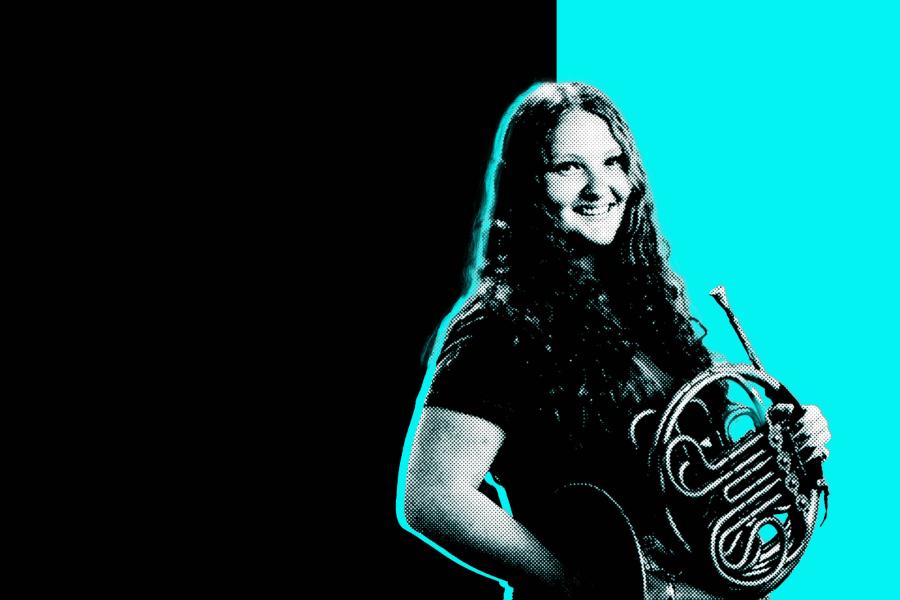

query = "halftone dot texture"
[[411, 298, 788, 599], [412, 300, 560, 591], [402, 81, 780, 598], [543, 108, 631, 247]]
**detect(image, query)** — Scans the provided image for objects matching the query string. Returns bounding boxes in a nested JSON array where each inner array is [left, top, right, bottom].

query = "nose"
[[579, 165, 628, 208], [580, 169, 613, 204]]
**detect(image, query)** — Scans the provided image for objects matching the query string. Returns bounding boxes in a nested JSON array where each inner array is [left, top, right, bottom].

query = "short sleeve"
[[423, 302, 524, 431]]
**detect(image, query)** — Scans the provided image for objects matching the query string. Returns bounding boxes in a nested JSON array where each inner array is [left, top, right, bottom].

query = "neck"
[[569, 241, 618, 288]]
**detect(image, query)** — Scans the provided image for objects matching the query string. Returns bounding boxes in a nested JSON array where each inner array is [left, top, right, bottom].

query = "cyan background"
[[559, 1, 899, 597]]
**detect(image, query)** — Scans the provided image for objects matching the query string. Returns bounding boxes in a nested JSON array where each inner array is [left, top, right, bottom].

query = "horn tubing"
[[710, 285, 765, 372]]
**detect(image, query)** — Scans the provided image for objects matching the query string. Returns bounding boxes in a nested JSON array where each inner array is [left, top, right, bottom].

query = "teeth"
[[575, 205, 611, 215]]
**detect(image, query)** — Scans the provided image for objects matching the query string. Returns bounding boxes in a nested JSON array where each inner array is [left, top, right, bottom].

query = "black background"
[[136, 4, 556, 596], [181, 4, 558, 597], [330, 3, 557, 598]]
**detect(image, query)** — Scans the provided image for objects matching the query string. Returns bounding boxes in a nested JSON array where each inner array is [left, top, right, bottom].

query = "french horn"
[[636, 286, 829, 597]]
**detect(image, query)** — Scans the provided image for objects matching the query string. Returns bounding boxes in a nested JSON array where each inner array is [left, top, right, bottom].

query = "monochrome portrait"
[[397, 82, 832, 600]]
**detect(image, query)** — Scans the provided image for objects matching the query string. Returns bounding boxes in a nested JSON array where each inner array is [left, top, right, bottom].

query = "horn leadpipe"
[[709, 286, 765, 373]]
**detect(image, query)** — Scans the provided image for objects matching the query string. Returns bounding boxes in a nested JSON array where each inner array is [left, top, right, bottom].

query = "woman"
[[399, 82, 830, 599]]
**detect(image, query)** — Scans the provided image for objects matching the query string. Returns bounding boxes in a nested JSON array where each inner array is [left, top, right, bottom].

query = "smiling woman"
[[398, 82, 830, 600], [542, 109, 630, 246]]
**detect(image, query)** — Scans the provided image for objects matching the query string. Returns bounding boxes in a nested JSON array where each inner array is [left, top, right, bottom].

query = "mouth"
[[573, 202, 620, 216]]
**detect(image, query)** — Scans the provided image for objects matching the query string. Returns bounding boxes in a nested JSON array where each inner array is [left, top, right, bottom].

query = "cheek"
[[543, 176, 581, 207], [611, 171, 633, 198]]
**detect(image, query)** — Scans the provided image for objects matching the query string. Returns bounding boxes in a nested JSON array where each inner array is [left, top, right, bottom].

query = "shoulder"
[[423, 283, 530, 431], [436, 280, 521, 365]]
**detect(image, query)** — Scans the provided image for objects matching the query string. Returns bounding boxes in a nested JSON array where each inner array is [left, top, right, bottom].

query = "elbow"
[[402, 496, 420, 532], [401, 477, 431, 533], [402, 478, 463, 536]]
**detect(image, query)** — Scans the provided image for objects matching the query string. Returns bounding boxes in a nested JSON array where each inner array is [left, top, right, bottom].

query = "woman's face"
[[542, 108, 632, 246]]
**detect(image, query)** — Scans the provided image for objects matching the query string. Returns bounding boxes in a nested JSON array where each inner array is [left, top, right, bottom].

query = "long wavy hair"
[[465, 82, 718, 441]]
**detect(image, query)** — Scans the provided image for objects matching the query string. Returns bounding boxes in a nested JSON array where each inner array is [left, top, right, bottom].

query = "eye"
[[605, 154, 628, 170], [551, 161, 581, 174]]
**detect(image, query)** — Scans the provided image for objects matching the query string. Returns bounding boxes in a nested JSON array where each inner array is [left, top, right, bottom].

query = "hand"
[[769, 403, 831, 464], [794, 404, 831, 463]]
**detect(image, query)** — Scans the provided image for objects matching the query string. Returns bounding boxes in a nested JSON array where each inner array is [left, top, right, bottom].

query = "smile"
[[573, 203, 619, 216]]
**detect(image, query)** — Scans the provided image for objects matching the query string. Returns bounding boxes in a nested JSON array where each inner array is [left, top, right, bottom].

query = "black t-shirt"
[[423, 293, 677, 548]]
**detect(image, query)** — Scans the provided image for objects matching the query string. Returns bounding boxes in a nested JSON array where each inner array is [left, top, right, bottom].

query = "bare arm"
[[403, 406, 566, 592]]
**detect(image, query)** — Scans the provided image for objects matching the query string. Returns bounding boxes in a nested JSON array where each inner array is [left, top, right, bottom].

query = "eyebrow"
[[550, 151, 625, 162]]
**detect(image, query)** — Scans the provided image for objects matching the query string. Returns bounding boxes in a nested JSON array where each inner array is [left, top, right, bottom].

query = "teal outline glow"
[[395, 83, 543, 599], [485, 472, 515, 600]]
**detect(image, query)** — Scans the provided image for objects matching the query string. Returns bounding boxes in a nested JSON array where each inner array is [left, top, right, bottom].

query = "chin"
[[579, 231, 616, 246]]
